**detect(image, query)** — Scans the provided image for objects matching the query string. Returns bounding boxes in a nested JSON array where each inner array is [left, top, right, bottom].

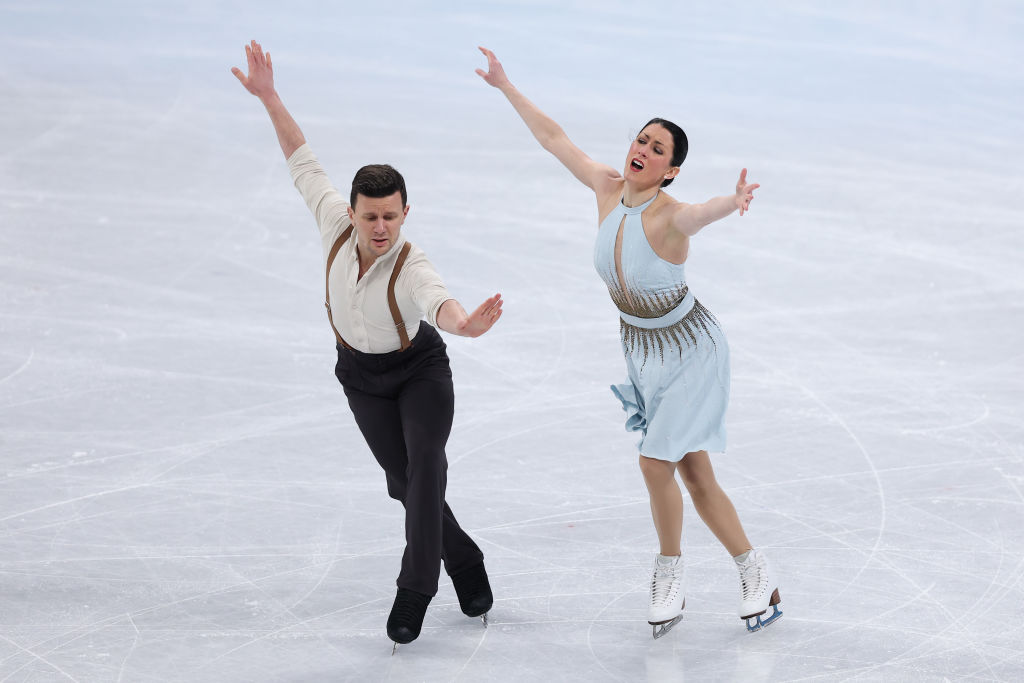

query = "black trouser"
[[335, 323, 484, 596]]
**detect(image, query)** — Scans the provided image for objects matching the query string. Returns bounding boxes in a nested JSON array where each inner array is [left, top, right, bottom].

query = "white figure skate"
[[648, 554, 685, 639], [735, 549, 782, 632]]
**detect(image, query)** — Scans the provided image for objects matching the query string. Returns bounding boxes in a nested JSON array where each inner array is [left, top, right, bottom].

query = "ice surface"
[[2, 1, 1022, 681]]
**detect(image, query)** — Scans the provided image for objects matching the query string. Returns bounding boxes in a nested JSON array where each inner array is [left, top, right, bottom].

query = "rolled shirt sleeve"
[[400, 248, 454, 330], [287, 143, 351, 244]]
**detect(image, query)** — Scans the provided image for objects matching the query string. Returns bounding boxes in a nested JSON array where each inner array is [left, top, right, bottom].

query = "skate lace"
[[738, 554, 767, 602], [650, 564, 682, 607]]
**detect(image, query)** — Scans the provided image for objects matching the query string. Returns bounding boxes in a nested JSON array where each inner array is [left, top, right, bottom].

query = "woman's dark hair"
[[350, 164, 408, 207], [641, 118, 688, 187]]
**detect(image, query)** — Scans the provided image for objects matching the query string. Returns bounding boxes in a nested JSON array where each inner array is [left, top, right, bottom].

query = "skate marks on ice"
[[722, 363, 1020, 679], [0, 348, 34, 388]]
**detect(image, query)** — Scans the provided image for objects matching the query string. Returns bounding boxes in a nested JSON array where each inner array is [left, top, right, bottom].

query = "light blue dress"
[[594, 192, 730, 461]]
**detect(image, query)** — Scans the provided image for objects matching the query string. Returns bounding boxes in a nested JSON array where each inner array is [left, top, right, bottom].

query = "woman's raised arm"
[[476, 47, 620, 198]]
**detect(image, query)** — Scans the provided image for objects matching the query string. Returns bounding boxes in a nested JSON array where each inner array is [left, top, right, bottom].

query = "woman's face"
[[624, 124, 678, 187]]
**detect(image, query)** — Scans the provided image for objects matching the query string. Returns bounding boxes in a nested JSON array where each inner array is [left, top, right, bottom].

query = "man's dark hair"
[[641, 118, 688, 187], [350, 164, 408, 207]]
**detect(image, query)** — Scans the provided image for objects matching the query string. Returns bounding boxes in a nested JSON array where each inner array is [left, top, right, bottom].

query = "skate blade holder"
[[651, 614, 683, 639], [743, 589, 783, 633], [743, 604, 782, 632]]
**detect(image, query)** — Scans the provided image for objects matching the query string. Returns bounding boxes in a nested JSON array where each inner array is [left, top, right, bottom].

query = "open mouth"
[[630, 158, 645, 171], [372, 238, 389, 247]]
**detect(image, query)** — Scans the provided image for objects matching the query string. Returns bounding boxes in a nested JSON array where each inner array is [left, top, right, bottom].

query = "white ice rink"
[[2, 1, 1023, 681]]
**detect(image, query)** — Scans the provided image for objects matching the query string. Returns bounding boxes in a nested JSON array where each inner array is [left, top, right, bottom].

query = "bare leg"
[[639, 455, 683, 556], [677, 451, 751, 556]]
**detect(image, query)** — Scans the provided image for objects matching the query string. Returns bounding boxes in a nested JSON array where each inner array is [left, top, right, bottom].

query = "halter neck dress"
[[594, 192, 730, 461]]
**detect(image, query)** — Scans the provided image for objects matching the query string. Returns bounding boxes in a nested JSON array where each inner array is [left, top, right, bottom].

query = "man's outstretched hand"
[[457, 293, 503, 337], [438, 294, 503, 338]]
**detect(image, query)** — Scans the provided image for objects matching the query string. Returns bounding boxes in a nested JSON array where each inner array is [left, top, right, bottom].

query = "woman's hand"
[[232, 40, 275, 99], [475, 47, 511, 89], [735, 168, 760, 216]]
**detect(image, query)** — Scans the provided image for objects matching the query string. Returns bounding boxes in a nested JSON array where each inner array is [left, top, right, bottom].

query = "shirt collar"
[[350, 231, 408, 274]]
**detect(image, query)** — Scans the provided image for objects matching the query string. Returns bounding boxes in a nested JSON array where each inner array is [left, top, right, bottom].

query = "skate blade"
[[391, 642, 398, 656], [744, 604, 783, 633], [651, 614, 683, 640], [481, 612, 489, 629]]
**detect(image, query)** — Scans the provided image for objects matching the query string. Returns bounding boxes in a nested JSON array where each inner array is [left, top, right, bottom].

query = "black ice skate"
[[387, 587, 432, 654], [451, 562, 493, 627]]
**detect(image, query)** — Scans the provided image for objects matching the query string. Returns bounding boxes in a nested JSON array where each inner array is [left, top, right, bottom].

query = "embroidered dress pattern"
[[607, 279, 721, 365]]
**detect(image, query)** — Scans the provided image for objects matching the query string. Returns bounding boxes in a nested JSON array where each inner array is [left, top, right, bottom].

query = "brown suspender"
[[324, 226, 354, 349], [324, 225, 413, 352], [387, 244, 413, 350]]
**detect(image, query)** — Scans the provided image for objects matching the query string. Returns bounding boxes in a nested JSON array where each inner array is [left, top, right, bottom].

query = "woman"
[[475, 47, 781, 637]]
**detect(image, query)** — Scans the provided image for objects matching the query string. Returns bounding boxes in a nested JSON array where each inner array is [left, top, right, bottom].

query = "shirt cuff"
[[426, 297, 455, 329], [286, 142, 314, 172]]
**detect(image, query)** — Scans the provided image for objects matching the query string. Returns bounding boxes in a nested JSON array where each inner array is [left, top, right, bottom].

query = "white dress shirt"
[[288, 144, 453, 353]]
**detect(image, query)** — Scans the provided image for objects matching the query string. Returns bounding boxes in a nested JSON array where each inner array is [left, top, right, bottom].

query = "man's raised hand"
[[232, 40, 275, 98]]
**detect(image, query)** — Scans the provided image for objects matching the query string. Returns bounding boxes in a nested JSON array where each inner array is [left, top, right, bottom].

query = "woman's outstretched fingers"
[[475, 47, 508, 86], [475, 47, 491, 79], [736, 169, 759, 215]]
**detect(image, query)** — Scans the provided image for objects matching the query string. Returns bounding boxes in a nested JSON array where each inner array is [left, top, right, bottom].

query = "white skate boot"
[[735, 549, 782, 632], [648, 554, 685, 639]]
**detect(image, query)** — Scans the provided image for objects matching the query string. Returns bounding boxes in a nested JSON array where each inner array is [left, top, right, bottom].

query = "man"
[[232, 40, 500, 649]]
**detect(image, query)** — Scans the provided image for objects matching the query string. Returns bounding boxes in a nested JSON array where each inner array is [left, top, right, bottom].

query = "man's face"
[[347, 192, 408, 262]]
